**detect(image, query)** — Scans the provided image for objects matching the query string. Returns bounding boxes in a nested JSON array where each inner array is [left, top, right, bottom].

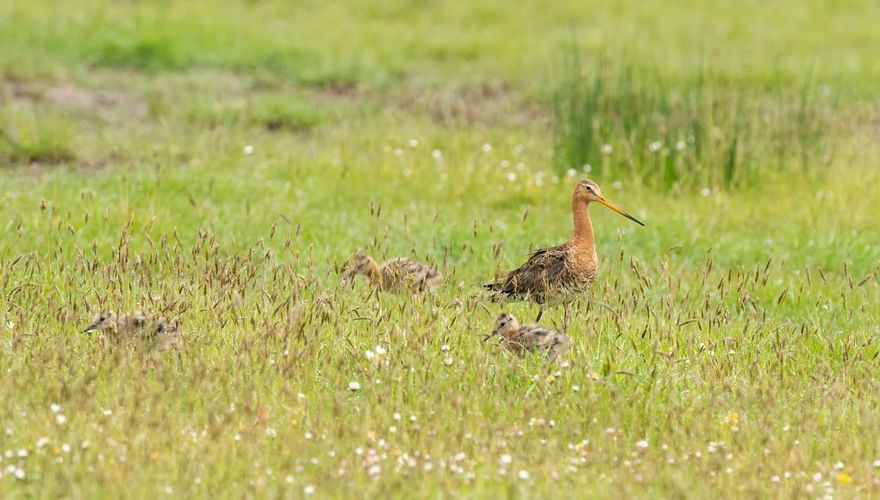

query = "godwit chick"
[[150, 318, 184, 359], [485, 312, 572, 361], [82, 309, 148, 340], [484, 179, 643, 328], [342, 249, 440, 294], [83, 309, 183, 358]]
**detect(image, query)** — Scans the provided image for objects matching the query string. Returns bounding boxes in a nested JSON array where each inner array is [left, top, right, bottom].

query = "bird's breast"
[[565, 243, 598, 276]]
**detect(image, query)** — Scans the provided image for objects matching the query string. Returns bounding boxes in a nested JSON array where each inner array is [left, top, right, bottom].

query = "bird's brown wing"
[[513, 325, 571, 360], [516, 324, 553, 350], [384, 258, 441, 292], [485, 244, 568, 303]]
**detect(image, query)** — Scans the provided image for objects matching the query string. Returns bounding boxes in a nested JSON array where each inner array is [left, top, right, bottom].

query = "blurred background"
[[2, 0, 878, 265]]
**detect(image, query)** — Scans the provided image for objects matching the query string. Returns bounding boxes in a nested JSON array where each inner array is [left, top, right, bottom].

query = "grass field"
[[2, 1, 880, 497]]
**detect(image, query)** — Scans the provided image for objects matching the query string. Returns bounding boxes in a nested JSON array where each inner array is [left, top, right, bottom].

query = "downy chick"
[[485, 312, 572, 361], [83, 309, 183, 358], [342, 249, 440, 294]]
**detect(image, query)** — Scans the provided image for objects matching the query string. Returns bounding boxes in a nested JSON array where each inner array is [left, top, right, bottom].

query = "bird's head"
[[488, 312, 520, 339], [574, 179, 645, 226], [83, 309, 117, 333], [341, 250, 377, 284]]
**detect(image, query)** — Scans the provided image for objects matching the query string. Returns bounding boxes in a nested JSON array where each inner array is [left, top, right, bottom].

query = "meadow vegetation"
[[1, 0, 880, 497]]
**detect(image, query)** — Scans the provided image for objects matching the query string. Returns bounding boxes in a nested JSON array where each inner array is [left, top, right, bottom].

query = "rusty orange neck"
[[571, 199, 595, 246]]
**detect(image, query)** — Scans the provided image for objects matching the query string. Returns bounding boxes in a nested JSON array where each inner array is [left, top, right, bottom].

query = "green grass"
[[2, 0, 880, 498], [1, 106, 77, 165], [550, 51, 836, 188]]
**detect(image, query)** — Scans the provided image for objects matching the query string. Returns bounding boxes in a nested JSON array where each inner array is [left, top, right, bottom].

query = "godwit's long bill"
[[484, 179, 644, 329]]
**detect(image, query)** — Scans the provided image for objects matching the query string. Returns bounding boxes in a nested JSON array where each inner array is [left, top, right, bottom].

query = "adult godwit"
[[484, 312, 572, 361], [484, 179, 644, 328], [342, 249, 441, 294]]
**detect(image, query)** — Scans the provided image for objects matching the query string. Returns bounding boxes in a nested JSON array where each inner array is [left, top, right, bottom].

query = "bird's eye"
[[99, 316, 105, 321]]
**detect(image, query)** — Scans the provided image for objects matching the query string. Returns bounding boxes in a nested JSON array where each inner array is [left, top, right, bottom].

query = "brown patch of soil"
[[389, 80, 545, 126], [3, 80, 147, 118]]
